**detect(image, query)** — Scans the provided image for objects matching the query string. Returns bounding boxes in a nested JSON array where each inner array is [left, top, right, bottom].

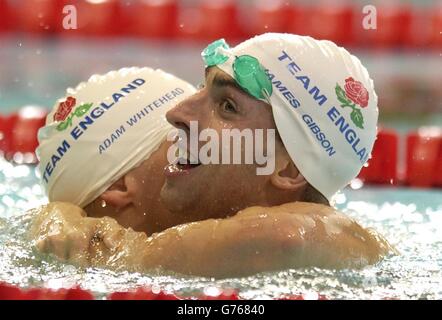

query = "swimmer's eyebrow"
[[205, 67, 243, 93], [210, 73, 242, 92]]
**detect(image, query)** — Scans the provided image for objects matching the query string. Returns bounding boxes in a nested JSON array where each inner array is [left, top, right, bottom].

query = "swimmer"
[[31, 67, 197, 235], [30, 34, 395, 278]]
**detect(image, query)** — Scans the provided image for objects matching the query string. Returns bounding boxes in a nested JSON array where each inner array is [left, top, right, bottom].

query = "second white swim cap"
[[37, 67, 196, 207], [202, 33, 379, 200]]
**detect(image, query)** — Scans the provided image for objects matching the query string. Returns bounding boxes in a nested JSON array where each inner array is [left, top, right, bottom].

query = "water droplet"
[[151, 285, 161, 294], [204, 286, 222, 296], [101, 199, 107, 208], [350, 178, 363, 190]]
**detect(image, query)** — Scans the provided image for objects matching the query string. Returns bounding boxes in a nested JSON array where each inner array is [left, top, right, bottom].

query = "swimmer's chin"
[[161, 161, 206, 214], [160, 182, 198, 215]]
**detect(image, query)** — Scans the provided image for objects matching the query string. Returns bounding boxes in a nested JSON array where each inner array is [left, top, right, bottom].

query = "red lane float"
[[435, 144, 442, 187], [10, 106, 47, 163], [357, 128, 398, 185], [0, 281, 328, 300], [358, 3, 413, 49], [430, 3, 442, 49], [287, 4, 312, 37], [177, 0, 243, 42], [0, 0, 13, 32], [0, 282, 94, 300], [0, 282, 23, 300], [0, 0, 440, 50], [0, 113, 18, 159], [176, 6, 202, 41], [197, 0, 243, 42], [10, 0, 62, 35], [406, 127, 442, 188], [404, 7, 433, 49], [288, 2, 357, 46], [58, 0, 120, 37], [122, 0, 178, 39], [245, 0, 291, 37], [305, 2, 355, 47]]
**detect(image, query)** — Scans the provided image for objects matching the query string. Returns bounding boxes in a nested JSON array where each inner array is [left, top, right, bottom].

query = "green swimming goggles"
[[201, 39, 273, 102]]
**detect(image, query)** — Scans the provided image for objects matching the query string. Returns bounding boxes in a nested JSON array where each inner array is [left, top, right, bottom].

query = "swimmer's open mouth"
[[177, 162, 201, 170], [164, 156, 202, 177]]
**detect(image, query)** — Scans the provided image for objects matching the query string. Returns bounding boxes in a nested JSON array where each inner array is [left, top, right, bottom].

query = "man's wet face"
[[161, 67, 282, 219]]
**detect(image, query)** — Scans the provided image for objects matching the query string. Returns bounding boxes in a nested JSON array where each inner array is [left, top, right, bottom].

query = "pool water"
[[0, 157, 441, 300]]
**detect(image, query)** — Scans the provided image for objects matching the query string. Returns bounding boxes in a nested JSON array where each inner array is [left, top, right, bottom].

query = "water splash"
[[0, 159, 441, 299]]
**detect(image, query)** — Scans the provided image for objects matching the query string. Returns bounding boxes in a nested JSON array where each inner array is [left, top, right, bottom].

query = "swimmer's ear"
[[100, 176, 135, 209], [270, 160, 307, 191]]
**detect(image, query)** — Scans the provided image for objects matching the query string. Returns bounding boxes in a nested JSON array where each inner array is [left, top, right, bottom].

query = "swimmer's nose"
[[166, 91, 201, 132]]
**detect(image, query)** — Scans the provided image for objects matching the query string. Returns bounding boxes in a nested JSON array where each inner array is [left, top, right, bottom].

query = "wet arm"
[[29, 202, 392, 278], [97, 204, 392, 278]]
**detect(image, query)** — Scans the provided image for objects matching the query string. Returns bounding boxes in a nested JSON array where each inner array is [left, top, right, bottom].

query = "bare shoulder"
[[233, 201, 395, 268], [27, 201, 86, 219], [27, 201, 87, 240], [235, 201, 335, 217]]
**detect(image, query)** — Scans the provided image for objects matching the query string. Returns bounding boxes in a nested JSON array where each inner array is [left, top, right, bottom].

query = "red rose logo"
[[53, 96, 76, 121], [344, 77, 369, 108], [335, 77, 369, 129]]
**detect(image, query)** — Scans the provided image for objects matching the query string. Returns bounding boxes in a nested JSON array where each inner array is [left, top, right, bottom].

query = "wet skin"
[[29, 201, 395, 278], [28, 67, 394, 277], [161, 67, 305, 220], [84, 141, 193, 236]]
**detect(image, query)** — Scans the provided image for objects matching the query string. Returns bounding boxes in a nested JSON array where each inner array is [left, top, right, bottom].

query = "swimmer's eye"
[[220, 99, 238, 114], [197, 82, 205, 90]]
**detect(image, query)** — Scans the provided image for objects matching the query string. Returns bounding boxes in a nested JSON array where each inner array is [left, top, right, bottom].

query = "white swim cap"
[[202, 33, 378, 200], [37, 67, 196, 207]]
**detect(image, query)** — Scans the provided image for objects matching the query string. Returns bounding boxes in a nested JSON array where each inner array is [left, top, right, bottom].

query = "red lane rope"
[[0, 281, 325, 300], [1, 107, 441, 188], [0, 1, 441, 49]]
